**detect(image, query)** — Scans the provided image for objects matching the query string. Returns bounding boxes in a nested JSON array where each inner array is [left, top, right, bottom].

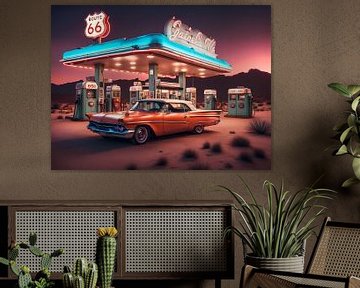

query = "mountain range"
[[51, 69, 271, 105]]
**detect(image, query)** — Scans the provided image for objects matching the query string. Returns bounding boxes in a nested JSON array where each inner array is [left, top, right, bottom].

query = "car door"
[[163, 103, 190, 135]]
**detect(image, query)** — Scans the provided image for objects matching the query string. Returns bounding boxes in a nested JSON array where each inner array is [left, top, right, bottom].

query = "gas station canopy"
[[61, 33, 232, 77]]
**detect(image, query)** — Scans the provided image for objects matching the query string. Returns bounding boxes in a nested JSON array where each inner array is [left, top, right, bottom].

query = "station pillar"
[[94, 63, 105, 112], [178, 72, 186, 100], [148, 63, 158, 99]]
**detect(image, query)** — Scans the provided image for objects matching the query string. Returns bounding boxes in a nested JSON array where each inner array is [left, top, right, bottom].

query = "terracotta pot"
[[245, 254, 305, 273]]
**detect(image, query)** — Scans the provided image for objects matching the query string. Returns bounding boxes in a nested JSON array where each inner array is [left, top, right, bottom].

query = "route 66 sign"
[[84, 12, 110, 40]]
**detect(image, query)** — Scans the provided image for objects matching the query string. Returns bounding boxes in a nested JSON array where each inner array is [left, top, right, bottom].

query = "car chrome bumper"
[[87, 121, 134, 139]]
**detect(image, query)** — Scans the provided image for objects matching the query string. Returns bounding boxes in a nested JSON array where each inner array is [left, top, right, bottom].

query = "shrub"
[[254, 148, 266, 159], [211, 143, 222, 154], [155, 157, 168, 167], [249, 119, 271, 136], [224, 162, 233, 169], [190, 163, 209, 170], [202, 142, 210, 149], [125, 164, 137, 170], [51, 103, 60, 109], [237, 152, 253, 163], [231, 136, 250, 147], [182, 149, 198, 160], [229, 131, 236, 134], [57, 115, 64, 120]]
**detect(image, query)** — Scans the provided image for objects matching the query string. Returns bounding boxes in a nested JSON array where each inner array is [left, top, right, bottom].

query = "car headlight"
[[116, 124, 125, 132]]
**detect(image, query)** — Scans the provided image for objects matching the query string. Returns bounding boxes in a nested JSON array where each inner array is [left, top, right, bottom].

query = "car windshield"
[[130, 101, 164, 112]]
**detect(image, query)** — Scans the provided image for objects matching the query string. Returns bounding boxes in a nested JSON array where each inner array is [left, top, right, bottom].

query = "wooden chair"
[[241, 217, 360, 288]]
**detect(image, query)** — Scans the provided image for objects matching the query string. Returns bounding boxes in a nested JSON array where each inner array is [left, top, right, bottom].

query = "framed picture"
[[51, 5, 271, 170]]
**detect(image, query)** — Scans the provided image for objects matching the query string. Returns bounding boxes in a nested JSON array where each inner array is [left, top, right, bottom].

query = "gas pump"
[[161, 90, 169, 99], [204, 89, 217, 110], [142, 89, 150, 99], [73, 81, 98, 120], [130, 85, 142, 106], [105, 85, 121, 112], [227, 87, 253, 117], [185, 87, 197, 106]]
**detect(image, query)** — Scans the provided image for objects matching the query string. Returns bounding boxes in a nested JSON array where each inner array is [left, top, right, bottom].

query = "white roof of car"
[[138, 99, 192, 104]]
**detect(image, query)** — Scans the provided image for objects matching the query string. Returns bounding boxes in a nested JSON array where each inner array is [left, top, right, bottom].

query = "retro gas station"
[[61, 13, 254, 120]]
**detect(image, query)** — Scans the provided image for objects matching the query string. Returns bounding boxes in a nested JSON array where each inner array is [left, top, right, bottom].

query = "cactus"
[[18, 269, 32, 288], [0, 257, 9, 266], [73, 275, 85, 288], [51, 248, 64, 258], [63, 272, 74, 288], [74, 258, 88, 279], [85, 263, 98, 288], [41, 253, 52, 270], [29, 245, 44, 257], [0, 232, 64, 288], [63, 260, 98, 288], [9, 246, 19, 260], [96, 227, 118, 288], [10, 260, 20, 276], [35, 268, 50, 281], [29, 232, 37, 246]]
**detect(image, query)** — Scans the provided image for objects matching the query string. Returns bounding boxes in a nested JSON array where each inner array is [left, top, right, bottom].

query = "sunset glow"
[[52, 5, 271, 85]]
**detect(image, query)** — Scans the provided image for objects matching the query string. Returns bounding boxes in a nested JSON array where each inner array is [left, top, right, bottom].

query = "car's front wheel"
[[133, 126, 150, 144], [193, 125, 204, 134]]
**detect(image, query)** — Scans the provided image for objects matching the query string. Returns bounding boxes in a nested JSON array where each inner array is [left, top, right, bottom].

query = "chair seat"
[[277, 275, 346, 288]]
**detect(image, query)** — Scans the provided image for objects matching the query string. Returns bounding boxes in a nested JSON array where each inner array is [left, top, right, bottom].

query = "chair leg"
[[240, 265, 255, 288], [215, 278, 221, 288]]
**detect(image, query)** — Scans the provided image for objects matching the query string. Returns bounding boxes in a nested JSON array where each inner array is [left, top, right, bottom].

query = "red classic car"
[[87, 99, 221, 144]]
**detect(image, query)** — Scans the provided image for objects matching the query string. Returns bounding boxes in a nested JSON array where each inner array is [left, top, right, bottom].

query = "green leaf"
[[347, 85, 360, 97], [328, 83, 351, 97], [348, 135, 360, 157], [0, 257, 9, 266], [340, 126, 353, 143], [352, 157, 360, 179], [351, 96, 360, 111], [342, 177, 360, 188], [336, 145, 348, 155], [347, 114, 356, 128]]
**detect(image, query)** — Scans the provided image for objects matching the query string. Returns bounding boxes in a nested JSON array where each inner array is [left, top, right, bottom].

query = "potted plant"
[[221, 179, 334, 273], [0, 232, 64, 288], [328, 83, 360, 187]]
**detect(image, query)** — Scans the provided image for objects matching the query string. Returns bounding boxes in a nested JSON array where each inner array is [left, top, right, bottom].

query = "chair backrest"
[[307, 217, 360, 277]]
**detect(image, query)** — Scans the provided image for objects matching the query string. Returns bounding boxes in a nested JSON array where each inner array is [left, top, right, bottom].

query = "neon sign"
[[84, 12, 110, 41], [164, 17, 217, 57]]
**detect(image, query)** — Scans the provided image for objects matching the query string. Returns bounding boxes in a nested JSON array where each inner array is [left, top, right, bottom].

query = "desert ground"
[[51, 110, 271, 170]]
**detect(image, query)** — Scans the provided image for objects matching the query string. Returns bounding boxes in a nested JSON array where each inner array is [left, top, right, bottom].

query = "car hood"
[[90, 111, 130, 124], [90, 111, 147, 124]]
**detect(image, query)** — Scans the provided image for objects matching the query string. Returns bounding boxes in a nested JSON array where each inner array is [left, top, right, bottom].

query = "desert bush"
[[249, 119, 271, 136], [182, 149, 198, 160], [155, 157, 168, 167], [51, 103, 60, 109], [253, 148, 266, 159], [231, 136, 250, 147], [190, 163, 209, 170], [211, 143, 223, 154], [202, 142, 210, 149], [237, 152, 253, 163], [224, 162, 233, 169], [126, 164, 138, 170]]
